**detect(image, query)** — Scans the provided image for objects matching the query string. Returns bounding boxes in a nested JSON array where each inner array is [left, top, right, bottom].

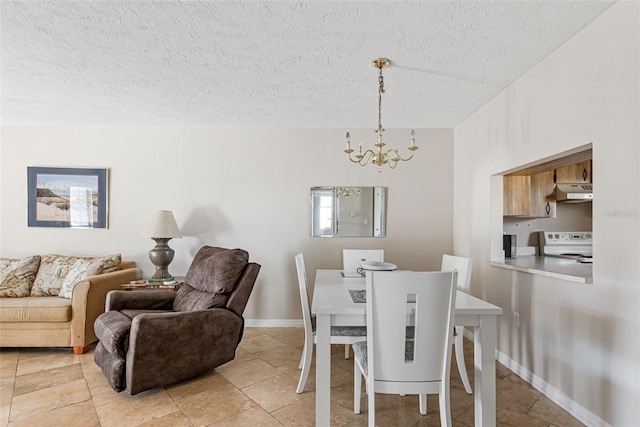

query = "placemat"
[[348, 289, 366, 303]]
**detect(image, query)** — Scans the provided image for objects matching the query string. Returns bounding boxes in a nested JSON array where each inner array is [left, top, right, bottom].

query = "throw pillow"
[[0, 256, 41, 297], [57, 253, 122, 299], [57, 257, 104, 299], [31, 253, 122, 297]]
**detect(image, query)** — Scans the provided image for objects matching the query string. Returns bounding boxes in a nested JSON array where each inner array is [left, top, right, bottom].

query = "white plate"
[[359, 261, 397, 271]]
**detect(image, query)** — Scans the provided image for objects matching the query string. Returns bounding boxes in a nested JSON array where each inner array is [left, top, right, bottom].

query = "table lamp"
[[141, 210, 182, 282]]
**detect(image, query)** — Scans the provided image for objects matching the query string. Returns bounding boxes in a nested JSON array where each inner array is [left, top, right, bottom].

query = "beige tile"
[[256, 327, 292, 337], [274, 328, 306, 348], [16, 352, 78, 377], [0, 351, 19, 369], [250, 344, 302, 368], [93, 388, 179, 427], [0, 366, 16, 386], [242, 373, 307, 413], [239, 335, 287, 354], [166, 370, 233, 400], [174, 386, 256, 426], [527, 395, 585, 426], [13, 363, 84, 396], [135, 410, 192, 427], [456, 403, 550, 427], [495, 376, 541, 412], [272, 394, 359, 427], [217, 359, 281, 389], [209, 406, 284, 426], [9, 378, 90, 421], [216, 346, 260, 370], [8, 399, 99, 427], [1, 328, 587, 427]]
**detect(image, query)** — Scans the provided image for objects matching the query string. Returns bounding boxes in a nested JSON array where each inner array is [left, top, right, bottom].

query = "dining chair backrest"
[[441, 254, 472, 294], [295, 254, 313, 335], [342, 249, 384, 274], [365, 271, 457, 388]]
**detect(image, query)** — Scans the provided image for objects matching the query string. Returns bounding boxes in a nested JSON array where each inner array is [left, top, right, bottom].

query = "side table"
[[121, 277, 184, 292]]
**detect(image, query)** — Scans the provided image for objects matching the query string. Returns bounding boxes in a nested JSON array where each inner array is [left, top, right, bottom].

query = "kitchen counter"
[[490, 255, 593, 284]]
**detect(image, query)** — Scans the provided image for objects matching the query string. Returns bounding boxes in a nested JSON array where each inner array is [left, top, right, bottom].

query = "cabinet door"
[[556, 160, 591, 183], [503, 175, 531, 216], [530, 171, 556, 218]]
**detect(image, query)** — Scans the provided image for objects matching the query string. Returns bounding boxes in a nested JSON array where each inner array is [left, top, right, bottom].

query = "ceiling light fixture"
[[344, 58, 418, 172]]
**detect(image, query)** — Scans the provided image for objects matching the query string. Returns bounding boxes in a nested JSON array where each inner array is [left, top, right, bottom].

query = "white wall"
[[0, 127, 454, 322], [454, 2, 639, 426]]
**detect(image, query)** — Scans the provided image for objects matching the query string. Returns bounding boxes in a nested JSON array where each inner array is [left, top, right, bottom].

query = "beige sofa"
[[0, 260, 140, 354]]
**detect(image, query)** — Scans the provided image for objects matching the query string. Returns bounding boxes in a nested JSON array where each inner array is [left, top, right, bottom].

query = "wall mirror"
[[310, 187, 386, 237]]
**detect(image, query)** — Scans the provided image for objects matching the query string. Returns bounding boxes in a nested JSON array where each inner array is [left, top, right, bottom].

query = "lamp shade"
[[141, 210, 182, 238]]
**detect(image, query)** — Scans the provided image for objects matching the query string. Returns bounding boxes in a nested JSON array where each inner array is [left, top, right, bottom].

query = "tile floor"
[[0, 327, 584, 426]]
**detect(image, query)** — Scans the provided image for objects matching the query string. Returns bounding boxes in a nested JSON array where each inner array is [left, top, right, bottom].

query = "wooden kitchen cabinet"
[[555, 160, 591, 183], [503, 171, 556, 218]]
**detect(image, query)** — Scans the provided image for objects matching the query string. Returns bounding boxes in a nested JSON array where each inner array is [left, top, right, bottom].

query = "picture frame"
[[27, 167, 109, 228]]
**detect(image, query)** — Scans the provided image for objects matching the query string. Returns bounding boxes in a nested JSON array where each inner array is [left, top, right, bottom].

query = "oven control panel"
[[541, 231, 592, 244]]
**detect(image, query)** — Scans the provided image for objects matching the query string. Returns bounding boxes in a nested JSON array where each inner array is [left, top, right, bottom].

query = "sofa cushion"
[[31, 254, 122, 297], [184, 247, 248, 294], [0, 296, 71, 322], [172, 283, 228, 312], [0, 256, 41, 298]]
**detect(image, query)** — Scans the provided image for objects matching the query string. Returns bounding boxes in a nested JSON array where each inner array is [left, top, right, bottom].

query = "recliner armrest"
[[105, 290, 176, 312], [126, 308, 243, 395]]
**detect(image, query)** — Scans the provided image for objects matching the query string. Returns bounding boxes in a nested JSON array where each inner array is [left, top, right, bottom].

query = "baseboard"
[[244, 319, 303, 328], [495, 350, 612, 427]]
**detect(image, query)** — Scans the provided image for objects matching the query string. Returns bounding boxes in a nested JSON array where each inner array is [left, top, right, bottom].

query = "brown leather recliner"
[[93, 246, 260, 395]]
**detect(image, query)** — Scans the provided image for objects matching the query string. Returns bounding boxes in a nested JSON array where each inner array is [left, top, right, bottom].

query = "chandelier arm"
[[385, 148, 415, 162], [347, 149, 376, 166]]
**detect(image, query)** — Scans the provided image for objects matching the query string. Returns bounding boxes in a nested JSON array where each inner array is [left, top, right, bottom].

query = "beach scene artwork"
[[35, 173, 99, 226]]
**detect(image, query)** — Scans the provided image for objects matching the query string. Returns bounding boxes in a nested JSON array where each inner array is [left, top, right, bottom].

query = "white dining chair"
[[342, 249, 384, 277], [441, 254, 473, 394], [353, 271, 457, 427], [295, 254, 367, 394]]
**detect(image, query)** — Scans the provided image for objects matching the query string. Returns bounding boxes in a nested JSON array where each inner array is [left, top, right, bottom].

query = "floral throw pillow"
[[57, 257, 104, 299], [0, 256, 42, 297]]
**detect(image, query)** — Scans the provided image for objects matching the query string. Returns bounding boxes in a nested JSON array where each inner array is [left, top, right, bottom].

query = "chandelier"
[[338, 187, 361, 198], [344, 58, 418, 172]]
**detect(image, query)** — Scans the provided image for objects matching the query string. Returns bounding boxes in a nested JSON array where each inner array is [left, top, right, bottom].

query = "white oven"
[[539, 231, 593, 263]]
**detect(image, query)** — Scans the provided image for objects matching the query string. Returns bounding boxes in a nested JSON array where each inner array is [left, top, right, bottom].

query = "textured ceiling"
[[1, 1, 614, 127]]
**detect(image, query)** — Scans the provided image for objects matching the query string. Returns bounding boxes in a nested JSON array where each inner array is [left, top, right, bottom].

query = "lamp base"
[[148, 238, 176, 282]]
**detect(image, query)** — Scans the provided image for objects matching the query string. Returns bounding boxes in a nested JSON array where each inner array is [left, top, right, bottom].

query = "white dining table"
[[311, 269, 503, 426]]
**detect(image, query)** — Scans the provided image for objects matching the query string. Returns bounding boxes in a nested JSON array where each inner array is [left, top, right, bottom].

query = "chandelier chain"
[[378, 66, 384, 131]]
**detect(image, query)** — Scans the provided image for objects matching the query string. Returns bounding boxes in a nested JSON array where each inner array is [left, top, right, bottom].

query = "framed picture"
[[27, 167, 109, 228]]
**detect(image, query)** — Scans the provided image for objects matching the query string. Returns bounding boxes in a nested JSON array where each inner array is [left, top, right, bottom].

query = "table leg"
[[474, 315, 497, 426], [316, 313, 331, 426]]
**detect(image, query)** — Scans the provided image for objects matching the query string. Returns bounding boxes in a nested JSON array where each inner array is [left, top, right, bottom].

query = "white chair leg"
[[419, 394, 427, 415], [298, 342, 307, 369], [455, 326, 472, 394], [296, 340, 313, 393], [345, 343, 350, 359], [367, 381, 375, 427], [354, 358, 362, 414], [439, 387, 452, 427]]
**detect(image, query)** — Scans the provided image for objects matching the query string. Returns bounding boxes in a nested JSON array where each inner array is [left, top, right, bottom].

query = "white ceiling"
[[1, 1, 614, 128]]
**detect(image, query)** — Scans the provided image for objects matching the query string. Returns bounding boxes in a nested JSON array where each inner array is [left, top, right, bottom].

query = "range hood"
[[554, 183, 593, 203]]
